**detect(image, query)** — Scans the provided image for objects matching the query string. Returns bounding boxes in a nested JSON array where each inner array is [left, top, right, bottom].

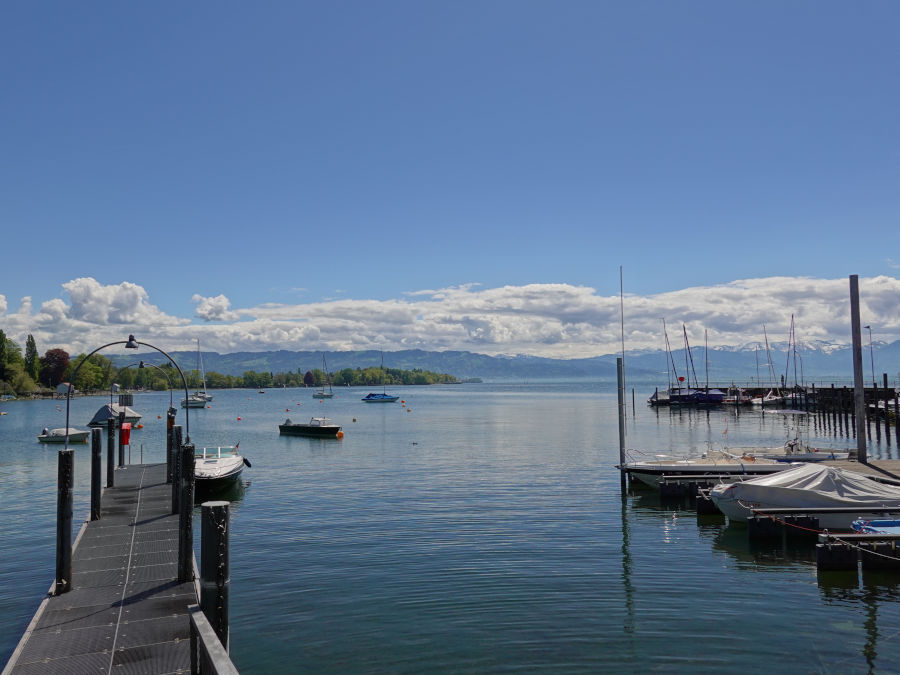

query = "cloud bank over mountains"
[[1, 276, 899, 359]]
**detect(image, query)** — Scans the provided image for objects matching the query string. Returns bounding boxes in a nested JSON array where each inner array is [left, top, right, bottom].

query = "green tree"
[[24, 334, 40, 381], [0, 329, 7, 381]]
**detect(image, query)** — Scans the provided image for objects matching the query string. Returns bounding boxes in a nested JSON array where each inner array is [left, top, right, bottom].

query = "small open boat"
[[194, 445, 247, 487], [279, 417, 342, 438], [38, 427, 90, 443]]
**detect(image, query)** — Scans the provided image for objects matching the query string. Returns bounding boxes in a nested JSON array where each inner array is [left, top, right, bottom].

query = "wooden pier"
[[3, 463, 197, 674]]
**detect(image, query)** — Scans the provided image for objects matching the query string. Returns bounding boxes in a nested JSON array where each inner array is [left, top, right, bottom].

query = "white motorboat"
[[709, 463, 900, 529], [620, 448, 796, 489], [37, 427, 90, 443], [750, 389, 783, 406], [194, 445, 247, 487], [725, 438, 851, 463]]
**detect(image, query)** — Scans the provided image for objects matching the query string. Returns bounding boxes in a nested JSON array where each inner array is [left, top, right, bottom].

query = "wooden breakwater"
[[2, 424, 237, 675]]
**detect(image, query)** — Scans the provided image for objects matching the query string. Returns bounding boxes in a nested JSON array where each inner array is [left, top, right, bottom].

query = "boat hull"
[[38, 429, 90, 443], [624, 463, 794, 489], [361, 394, 398, 403], [279, 423, 342, 437], [194, 451, 245, 487]]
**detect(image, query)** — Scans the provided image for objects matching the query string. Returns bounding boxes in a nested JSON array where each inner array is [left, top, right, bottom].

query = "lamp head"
[[125, 335, 139, 349]]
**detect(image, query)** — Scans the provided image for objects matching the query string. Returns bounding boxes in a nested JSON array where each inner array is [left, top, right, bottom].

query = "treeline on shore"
[[0, 330, 458, 396]]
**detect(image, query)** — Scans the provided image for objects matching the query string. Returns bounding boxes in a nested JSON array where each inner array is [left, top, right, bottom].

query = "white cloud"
[[64, 278, 185, 325], [2, 275, 899, 359], [192, 294, 240, 322], [0, 295, 6, 316]]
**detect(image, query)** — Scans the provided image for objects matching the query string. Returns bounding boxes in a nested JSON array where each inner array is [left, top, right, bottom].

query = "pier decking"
[[3, 463, 196, 675]]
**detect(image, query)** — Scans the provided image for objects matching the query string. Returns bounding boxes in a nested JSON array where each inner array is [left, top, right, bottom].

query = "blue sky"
[[2, 2, 899, 358]]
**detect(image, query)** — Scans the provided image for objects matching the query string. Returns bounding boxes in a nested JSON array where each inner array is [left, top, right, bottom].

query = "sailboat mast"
[[662, 318, 672, 391], [705, 329, 709, 391]]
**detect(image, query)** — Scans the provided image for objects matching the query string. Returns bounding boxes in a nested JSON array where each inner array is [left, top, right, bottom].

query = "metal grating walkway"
[[4, 463, 196, 675]]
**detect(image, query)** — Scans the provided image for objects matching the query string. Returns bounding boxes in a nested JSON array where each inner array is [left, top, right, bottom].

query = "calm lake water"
[[2, 382, 900, 673]]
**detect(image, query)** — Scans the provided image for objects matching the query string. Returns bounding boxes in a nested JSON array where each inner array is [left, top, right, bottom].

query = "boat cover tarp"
[[710, 463, 900, 508], [88, 403, 141, 426]]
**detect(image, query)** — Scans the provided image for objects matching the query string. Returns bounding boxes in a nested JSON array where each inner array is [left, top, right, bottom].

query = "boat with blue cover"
[[852, 519, 900, 535], [362, 351, 398, 402]]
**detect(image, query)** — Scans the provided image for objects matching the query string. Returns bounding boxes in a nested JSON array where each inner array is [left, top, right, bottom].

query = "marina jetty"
[[3, 423, 236, 674], [4, 334, 239, 675]]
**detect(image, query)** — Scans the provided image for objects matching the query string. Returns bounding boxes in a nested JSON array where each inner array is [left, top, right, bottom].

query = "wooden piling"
[[55, 449, 74, 595], [106, 417, 115, 487], [90, 428, 102, 521], [178, 442, 195, 583], [200, 500, 231, 651]]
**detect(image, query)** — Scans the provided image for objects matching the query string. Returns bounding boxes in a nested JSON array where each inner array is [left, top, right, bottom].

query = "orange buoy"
[[237, 417, 242, 421], [407, 409, 411, 413], [157, 415, 162, 419], [336, 431, 344, 438], [286, 408, 290, 412], [137, 424, 144, 428]]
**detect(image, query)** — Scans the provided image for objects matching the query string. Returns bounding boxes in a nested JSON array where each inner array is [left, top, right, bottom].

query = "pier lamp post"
[[64, 335, 191, 449], [864, 325, 875, 388]]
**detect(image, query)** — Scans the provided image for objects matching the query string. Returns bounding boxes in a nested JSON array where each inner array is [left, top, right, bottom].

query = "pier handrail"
[[188, 604, 239, 675]]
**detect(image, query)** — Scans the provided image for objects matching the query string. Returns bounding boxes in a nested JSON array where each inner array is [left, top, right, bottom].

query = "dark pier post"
[[617, 357, 626, 492], [874, 382, 881, 443], [107, 418, 115, 487], [844, 386, 851, 438], [895, 389, 899, 445], [178, 442, 195, 583], [884, 373, 891, 441], [850, 274, 868, 462], [200, 500, 231, 651], [831, 384, 837, 435], [118, 411, 126, 467], [172, 426, 183, 515], [167, 407, 176, 483], [91, 428, 102, 521], [55, 449, 74, 595]]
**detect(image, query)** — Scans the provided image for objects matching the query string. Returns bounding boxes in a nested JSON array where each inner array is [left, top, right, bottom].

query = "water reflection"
[[195, 477, 250, 506], [819, 572, 900, 674]]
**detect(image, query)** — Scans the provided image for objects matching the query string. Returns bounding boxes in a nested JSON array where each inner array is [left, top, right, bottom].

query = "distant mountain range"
[[108, 341, 900, 387]]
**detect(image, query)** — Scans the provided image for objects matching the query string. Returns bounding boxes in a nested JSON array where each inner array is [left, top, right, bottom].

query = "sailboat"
[[182, 338, 212, 408], [361, 352, 399, 402], [312, 353, 334, 399], [194, 339, 213, 401], [750, 326, 783, 406]]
